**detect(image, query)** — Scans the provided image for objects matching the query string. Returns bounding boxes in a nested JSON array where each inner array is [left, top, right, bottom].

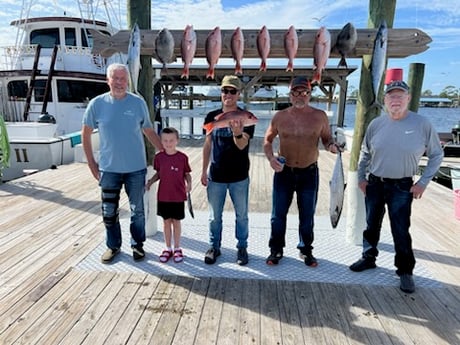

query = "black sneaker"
[[349, 257, 376, 272], [101, 248, 120, 264], [132, 246, 145, 261], [204, 247, 221, 264], [400, 274, 415, 293], [304, 254, 318, 267], [237, 248, 248, 266], [266, 250, 283, 265]]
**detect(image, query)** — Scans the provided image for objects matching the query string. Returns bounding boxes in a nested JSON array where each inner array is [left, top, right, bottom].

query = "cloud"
[[0, 0, 458, 93]]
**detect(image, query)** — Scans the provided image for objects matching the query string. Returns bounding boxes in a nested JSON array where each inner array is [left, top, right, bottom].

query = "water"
[[164, 103, 459, 138]]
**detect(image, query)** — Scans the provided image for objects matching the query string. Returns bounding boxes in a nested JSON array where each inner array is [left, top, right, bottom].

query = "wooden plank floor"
[[0, 137, 459, 345]]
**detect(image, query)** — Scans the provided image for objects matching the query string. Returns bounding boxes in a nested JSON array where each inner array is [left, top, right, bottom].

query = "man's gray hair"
[[106, 63, 129, 78]]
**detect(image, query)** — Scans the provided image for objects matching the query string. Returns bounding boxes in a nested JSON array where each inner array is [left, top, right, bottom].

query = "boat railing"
[[0, 44, 110, 73]]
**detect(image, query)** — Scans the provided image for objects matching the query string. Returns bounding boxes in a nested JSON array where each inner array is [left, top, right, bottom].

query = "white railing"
[[0, 44, 109, 73]]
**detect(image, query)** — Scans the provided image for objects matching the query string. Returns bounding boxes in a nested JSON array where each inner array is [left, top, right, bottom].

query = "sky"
[[0, 0, 459, 95]]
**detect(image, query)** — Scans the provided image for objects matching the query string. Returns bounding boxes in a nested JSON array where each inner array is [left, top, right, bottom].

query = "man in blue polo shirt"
[[82, 63, 162, 264]]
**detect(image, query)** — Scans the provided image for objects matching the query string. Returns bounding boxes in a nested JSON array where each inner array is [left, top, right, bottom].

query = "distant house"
[[419, 97, 453, 108]]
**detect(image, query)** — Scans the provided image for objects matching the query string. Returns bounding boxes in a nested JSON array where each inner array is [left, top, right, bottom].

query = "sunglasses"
[[290, 90, 311, 97], [221, 88, 238, 95]]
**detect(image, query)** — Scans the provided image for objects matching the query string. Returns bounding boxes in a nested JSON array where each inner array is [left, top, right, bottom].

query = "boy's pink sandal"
[[159, 249, 172, 263], [173, 248, 184, 263]]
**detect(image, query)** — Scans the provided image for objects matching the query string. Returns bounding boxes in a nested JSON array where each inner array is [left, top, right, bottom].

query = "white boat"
[[0, 8, 123, 181]]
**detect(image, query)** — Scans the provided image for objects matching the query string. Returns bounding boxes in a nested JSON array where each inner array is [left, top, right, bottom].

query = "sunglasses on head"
[[221, 88, 238, 95], [290, 89, 311, 97]]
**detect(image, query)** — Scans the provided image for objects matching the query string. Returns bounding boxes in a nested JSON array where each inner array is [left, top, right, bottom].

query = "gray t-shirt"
[[358, 111, 443, 187]]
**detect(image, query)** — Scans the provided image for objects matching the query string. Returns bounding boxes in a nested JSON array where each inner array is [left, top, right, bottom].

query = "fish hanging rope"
[[0, 115, 11, 174]]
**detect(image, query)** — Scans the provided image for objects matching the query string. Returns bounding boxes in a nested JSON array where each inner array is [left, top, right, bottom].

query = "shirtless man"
[[263, 76, 338, 267]]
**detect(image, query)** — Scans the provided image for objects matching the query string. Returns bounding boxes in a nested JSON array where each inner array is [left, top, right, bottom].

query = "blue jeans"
[[99, 169, 146, 250], [269, 164, 319, 254], [362, 174, 415, 275], [206, 178, 249, 249]]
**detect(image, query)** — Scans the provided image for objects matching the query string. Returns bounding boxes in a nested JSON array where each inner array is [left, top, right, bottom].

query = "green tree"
[[439, 85, 458, 99]]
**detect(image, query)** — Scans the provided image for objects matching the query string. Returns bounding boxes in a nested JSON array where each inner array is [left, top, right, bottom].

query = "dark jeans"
[[269, 163, 319, 254], [363, 174, 415, 275], [99, 169, 147, 250]]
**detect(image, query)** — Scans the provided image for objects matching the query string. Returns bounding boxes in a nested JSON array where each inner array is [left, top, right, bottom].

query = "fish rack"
[[91, 27, 431, 60]]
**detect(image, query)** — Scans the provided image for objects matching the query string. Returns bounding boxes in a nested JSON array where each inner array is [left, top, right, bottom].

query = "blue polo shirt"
[[83, 92, 153, 173]]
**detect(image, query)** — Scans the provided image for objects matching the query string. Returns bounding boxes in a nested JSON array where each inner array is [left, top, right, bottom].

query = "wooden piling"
[[408, 63, 425, 113], [128, 0, 156, 162], [345, 0, 397, 245]]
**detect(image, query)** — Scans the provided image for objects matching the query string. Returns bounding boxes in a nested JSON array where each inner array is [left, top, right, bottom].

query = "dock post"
[[128, 0, 158, 235], [408, 63, 425, 113]]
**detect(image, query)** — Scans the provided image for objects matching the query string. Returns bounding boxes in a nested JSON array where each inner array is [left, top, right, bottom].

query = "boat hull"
[[1, 122, 99, 182]]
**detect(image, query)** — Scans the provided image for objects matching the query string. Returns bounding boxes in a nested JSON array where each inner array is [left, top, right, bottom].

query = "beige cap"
[[221, 75, 242, 90]]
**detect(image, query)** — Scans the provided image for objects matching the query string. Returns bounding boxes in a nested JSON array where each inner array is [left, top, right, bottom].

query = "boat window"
[[57, 80, 109, 103], [34, 80, 52, 102], [81, 29, 91, 47], [65, 28, 77, 46], [30, 28, 60, 48], [7, 80, 28, 100]]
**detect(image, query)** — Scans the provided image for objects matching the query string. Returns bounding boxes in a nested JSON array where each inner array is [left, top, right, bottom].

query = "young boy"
[[146, 127, 192, 263]]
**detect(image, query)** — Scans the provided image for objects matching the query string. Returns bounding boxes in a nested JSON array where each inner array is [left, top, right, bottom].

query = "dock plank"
[[171, 278, 210, 345], [238, 279, 261, 345], [0, 137, 459, 345], [125, 275, 177, 345]]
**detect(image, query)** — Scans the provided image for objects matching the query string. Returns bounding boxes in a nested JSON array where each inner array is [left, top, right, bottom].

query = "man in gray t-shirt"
[[349, 80, 443, 294]]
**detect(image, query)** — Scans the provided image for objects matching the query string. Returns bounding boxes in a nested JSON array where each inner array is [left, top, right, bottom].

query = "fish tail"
[[337, 56, 348, 68], [369, 98, 384, 112], [260, 61, 266, 71], [235, 62, 242, 75], [181, 66, 189, 79], [202, 123, 214, 135], [311, 71, 321, 85], [206, 66, 215, 79], [286, 60, 293, 72]]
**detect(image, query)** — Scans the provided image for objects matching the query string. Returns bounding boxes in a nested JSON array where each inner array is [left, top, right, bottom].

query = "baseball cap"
[[385, 80, 409, 94], [290, 76, 311, 90], [221, 75, 242, 90]]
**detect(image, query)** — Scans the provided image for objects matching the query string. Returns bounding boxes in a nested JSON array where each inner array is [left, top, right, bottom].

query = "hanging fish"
[[370, 20, 388, 109], [329, 149, 346, 229], [180, 25, 197, 80], [205, 27, 222, 79], [284, 25, 298, 72], [312, 26, 331, 85], [126, 23, 141, 94], [231, 27, 244, 75], [335, 22, 357, 68], [257, 25, 270, 72], [155, 28, 175, 72]]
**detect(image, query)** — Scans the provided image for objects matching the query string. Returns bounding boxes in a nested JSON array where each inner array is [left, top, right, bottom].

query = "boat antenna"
[[102, 0, 123, 32], [11, 0, 34, 68]]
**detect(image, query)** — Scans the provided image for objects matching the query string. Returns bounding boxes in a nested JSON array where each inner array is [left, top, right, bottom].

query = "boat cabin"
[[0, 17, 123, 135]]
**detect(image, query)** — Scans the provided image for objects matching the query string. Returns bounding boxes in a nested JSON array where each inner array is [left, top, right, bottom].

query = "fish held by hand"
[[202, 110, 258, 135]]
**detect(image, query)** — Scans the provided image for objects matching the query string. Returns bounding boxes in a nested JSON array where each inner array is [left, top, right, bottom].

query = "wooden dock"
[[1, 137, 459, 345]]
